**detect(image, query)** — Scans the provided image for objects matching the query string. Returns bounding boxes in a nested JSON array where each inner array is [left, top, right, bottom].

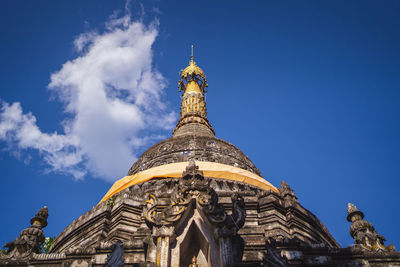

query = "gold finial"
[[178, 45, 208, 95], [174, 48, 215, 137]]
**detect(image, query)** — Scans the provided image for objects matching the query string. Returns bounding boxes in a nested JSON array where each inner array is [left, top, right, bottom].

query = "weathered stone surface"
[[127, 135, 262, 177], [2, 207, 48, 261], [106, 240, 124, 267], [2, 177, 400, 266], [347, 203, 395, 252]]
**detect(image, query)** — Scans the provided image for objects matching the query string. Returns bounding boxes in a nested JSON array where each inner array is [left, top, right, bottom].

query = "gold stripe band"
[[99, 161, 279, 204]]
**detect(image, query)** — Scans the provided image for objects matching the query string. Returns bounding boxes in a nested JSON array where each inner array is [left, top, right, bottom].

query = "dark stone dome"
[[127, 135, 262, 177], [127, 57, 263, 178]]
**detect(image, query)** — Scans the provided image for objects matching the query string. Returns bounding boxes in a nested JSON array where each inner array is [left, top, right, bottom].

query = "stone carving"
[[144, 193, 187, 228], [2, 206, 48, 259], [200, 190, 246, 236], [64, 244, 96, 255], [143, 161, 247, 266], [70, 259, 89, 267], [231, 193, 246, 229], [32, 252, 66, 260], [143, 162, 203, 229], [144, 160, 246, 234], [106, 240, 124, 267], [263, 238, 289, 267], [280, 181, 298, 207], [347, 203, 395, 252]]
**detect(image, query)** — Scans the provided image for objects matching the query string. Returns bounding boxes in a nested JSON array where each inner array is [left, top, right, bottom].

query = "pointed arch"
[[170, 208, 220, 267]]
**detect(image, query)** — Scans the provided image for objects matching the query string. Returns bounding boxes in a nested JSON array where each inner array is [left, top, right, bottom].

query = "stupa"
[[1, 48, 399, 266]]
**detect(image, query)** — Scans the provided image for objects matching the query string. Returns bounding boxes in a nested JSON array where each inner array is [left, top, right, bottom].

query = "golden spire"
[[173, 46, 214, 137]]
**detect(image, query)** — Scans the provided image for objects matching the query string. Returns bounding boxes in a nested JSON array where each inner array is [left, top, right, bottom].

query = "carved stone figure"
[[264, 238, 289, 267], [3, 206, 48, 259]]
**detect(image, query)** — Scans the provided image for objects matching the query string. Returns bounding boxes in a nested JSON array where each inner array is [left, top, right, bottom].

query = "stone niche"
[[171, 207, 218, 267]]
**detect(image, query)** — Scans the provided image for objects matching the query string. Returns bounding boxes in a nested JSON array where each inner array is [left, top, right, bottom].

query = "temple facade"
[[1, 53, 399, 266]]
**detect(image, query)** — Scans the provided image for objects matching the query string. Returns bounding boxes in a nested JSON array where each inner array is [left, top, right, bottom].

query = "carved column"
[[215, 227, 236, 267], [154, 226, 174, 267], [202, 192, 246, 267]]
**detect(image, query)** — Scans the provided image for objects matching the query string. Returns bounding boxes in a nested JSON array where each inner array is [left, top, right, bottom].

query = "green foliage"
[[41, 237, 56, 254], [0, 248, 7, 255], [107, 196, 116, 208]]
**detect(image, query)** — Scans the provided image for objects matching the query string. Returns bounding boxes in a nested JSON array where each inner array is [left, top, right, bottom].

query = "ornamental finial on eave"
[[347, 203, 395, 252]]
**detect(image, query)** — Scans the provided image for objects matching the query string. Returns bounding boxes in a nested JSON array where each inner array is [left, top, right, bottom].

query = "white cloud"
[[0, 14, 176, 182]]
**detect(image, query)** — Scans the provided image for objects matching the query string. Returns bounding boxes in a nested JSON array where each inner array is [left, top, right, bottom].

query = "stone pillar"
[[215, 227, 236, 267], [218, 237, 233, 267], [154, 226, 174, 267]]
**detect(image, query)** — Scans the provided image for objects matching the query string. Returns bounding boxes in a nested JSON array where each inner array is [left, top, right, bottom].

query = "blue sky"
[[1, 0, 400, 249]]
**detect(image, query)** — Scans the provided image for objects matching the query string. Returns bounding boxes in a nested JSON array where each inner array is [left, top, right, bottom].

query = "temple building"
[[1, 51, 400, 266]]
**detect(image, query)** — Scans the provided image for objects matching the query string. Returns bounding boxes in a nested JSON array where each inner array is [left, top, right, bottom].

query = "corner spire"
[[173, 47, 214, 137], [347, 203, 395, 251]]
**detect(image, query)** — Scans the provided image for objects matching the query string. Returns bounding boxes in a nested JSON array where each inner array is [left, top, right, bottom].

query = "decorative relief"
[[158, 142, 172, 154], [142, 161, 247, 266], [180, 93, 207, 117], [143, 161, 246, 236], [264, 238, 289, 267], [178, 54, 208, 95], [144, 193, 187, 227]]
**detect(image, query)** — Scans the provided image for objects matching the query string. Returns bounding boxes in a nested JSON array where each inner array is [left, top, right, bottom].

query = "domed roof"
[[127, 135, 262, 177], [128, 51, 262, 177], [101, 50, 277, 203]]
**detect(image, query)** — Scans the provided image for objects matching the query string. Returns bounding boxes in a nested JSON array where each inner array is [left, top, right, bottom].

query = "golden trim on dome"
[[99, 161, 279, 204]]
